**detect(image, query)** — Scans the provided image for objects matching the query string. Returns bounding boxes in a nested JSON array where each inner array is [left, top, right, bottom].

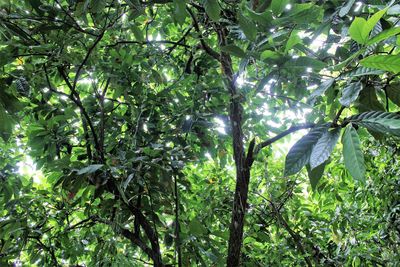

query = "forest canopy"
[[1, 0, 400, 266]]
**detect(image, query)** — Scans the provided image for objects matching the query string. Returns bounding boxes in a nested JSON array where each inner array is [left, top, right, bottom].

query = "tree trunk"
[[217, 26, 252, 267]]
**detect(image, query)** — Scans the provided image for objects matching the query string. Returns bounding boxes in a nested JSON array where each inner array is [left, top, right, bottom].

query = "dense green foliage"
[[1, 0, 400, 266]]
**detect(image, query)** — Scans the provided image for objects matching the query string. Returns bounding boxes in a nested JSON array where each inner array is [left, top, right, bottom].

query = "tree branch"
[[72, 30, 105, 90], [107, 39, 191, 48], [187, 7, 220, 61], [270, 202, 313, 267], [94, 216, 159, 264], [255, 123, 316, 154]]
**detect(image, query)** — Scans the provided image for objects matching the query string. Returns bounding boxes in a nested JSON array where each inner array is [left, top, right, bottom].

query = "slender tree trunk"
[[217, 26, 253, 267]]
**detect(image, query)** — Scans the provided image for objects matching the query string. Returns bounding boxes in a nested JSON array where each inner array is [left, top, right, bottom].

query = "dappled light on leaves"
[[1, 1, 400, 266]]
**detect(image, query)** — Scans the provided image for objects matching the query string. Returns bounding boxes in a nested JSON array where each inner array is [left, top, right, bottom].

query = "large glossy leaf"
[[284, 124, 329, 176], [339, 81, 363, 107], [347, 111, 400, 136], [360, 55, 400, 73], [342, 125, 365, 181], [310, 128, 340, 169]]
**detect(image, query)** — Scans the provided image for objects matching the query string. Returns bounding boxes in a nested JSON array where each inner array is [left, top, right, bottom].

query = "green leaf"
[[204, 0, 221, 22], [220, 45, 246, 58], [366, 27, 400, 45], [356, 86, 385, 113], [238, 14, 257, 41], [260, 50, 280, 60], [0, 105, 13, 142], [306, 162, 326, 191], [284, 125, 329, 176], [339, 0, 356, 17], [173, 0, 188, 25], [363, 8, 387, 41], [349, 9, 387, 44], [285, 30, 302, 53], [339, 81, 363, 107], [310, 128, 340, 169], [349, 17, 367, 44], [290, 57, 327, 71], [77, 164, 104, 175], [388, 4, 400, 15], [271, 0, 289, 16], [360, 55, 400, 73], [309, 78, 335, 99], [349, 8, 387, 44], [131, 25, 144, 42], [347, 111, 400, 137], [342, 125, 365, 181], [386, 82, 400, 107], [343, 67, 385, 78], [189, 219, 207, 236]]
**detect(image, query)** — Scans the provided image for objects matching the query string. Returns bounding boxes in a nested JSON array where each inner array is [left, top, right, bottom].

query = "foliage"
[[1, 0, 400, 266]]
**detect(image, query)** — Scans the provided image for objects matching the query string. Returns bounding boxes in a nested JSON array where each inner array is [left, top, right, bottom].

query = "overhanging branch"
[[255, 123, 316, 154]]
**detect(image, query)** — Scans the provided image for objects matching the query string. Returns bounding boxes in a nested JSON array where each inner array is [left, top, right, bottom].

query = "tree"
[[1, 0, 400, 266]]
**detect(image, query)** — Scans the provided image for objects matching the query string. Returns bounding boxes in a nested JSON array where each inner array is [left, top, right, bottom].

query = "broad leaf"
[[220, 45, 246, 58], [131, 25, 144, 42], [339, 0, 356, 17], [360, 55, 400, 73], [238, 14, 257, 41], [290, 57, 326, 71], [349, 17, 367, 44], [309, 78, 335, 99], [310, 128, 340, 169], [339, 81, 363, 107], [173, 0, 188, 24], [0, 105, 13, 141], [347, 111, 400, 136], [284, 125, 329, 176], [260, 50, 280, 60], [386, 82, 400, 107], [349, 8, 387, 44], [306, 162, 326, 191], [342, 125, 365, 181], [343, 67, 385, 78], [356, 86, 385, 112], [285, 30, 302, 53], [367, 27, 400, 45], [77, 164, 104, 175], [204, 0, 221, 22], [189, 219, 207, 236], [271, 0, 289, 16], [363, 8, 387, 41]]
